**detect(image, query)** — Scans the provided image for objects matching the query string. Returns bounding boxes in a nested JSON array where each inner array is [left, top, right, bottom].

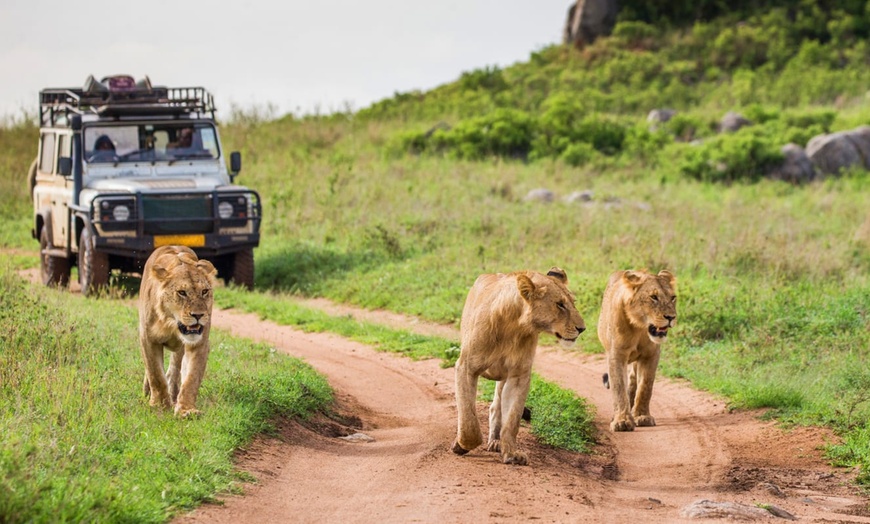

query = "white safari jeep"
[[30, 74, 261, 295]]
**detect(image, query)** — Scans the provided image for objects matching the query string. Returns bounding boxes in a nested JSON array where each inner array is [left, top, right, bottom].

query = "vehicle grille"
[[142, 195, 212, 235]]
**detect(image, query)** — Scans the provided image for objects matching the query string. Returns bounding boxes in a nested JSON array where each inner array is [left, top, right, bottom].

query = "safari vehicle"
[[29, 74, 261, 295]]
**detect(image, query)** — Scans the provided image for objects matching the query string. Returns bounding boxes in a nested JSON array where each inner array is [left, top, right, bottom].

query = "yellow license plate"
[[154, 234, 205, 248]]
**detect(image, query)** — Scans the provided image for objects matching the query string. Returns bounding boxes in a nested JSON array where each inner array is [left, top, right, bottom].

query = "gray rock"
[[564, 190, 594, 203], [524, 188, 555, 203], [339, 432, 375, 443], [719, 111, 752, 133], [564, 0, 619, 48], [680, 499, 773, 520], [806, 126, 870, 177], [767, 143, 816, 184]]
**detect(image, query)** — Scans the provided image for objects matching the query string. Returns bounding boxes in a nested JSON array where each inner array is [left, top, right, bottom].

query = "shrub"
[[678, 127, 783, 183]]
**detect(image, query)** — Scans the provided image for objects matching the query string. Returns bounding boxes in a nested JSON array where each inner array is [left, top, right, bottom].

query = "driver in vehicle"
[[168, 128, 194, 151], [88, 135, 116, 162]]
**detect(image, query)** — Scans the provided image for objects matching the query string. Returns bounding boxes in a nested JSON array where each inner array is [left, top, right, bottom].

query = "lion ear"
[[152, 264, 169, 281], [657, 270, 676, 288], [621, 270, 644, 289], [546, 267, 568, 284], [196, 259, 218, 279], [516, 274, 536, 302]]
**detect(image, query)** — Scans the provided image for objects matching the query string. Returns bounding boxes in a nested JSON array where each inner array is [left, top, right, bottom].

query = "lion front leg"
[[174, 344, 209, 418], [452, 358, 483, 454], [140, 338, 172, 410], [496, 374, 531, 465], [632, 350, 660, 427], [485, 380, 504, 452], [607, 351, 635, 432]]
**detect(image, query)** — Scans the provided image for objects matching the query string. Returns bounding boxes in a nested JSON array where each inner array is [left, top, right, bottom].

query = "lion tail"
[[602, 373, 610, 389]]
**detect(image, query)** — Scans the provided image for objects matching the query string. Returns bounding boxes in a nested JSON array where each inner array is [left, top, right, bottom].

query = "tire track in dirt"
[[173, 304, 870, 523]]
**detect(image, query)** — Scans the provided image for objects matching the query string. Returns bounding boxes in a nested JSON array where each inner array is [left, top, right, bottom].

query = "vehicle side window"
[[57, 134, 71, 172], [39, 133, 56, 174]]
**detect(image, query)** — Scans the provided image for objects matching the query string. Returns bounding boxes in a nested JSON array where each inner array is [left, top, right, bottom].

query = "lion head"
[[517, 266, 586, 348], [622, 270, 677, 343], [150, 248, 217, 345]]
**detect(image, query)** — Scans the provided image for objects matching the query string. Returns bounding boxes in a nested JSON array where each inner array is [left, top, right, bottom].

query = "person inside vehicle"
[[168, 127, 194, 151], [88, 135, 116, 162]]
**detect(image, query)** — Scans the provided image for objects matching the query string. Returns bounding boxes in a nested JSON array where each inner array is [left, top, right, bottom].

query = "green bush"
[[678, 128, 784, 183]]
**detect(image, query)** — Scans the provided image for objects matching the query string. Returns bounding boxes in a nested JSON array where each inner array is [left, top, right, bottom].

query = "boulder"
[[767, 143, 816, 184], [719, 111, 752, 133], [564, 0, 620, 48], [806, 126, 870, 177]]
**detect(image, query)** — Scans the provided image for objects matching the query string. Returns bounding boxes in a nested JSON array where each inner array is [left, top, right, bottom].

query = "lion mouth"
[[555, 333, 577, 343], [178, 322, 204, 336], [648, 324, 669, 338]]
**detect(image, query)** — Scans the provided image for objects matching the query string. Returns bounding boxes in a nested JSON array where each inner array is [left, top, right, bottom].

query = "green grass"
[[0, 263, 332, 523], [4, 0, 870, 498]]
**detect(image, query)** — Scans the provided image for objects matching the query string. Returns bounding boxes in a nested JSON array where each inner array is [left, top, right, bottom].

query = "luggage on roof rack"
[[39, 74, 216, 126]]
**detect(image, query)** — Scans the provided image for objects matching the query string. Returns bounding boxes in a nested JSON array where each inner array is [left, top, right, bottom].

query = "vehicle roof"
[[40, 75, 217, 127]]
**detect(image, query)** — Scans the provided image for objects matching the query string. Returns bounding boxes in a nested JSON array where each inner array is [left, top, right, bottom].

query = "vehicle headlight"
[[112, 205, 131, 221], [96, 197, 137, 231], [218, 201, 235, 219]]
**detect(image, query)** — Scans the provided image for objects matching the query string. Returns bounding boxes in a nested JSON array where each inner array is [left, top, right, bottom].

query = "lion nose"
[[577, 326, 586, 334], [665, 315, 675, 322], [191, 313, 204, 322]]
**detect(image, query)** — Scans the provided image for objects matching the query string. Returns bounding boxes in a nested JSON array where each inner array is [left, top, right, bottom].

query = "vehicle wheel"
[[79, 227, 110, 296], [27, 158, 38, 196], [39, 227, 70, 287], [228, 248, 254, 290]]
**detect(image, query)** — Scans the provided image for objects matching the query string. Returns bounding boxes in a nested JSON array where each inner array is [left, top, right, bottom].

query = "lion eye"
[[202, 289, 210, 298], [651, 294, 659, 302], [672, 296, 677, 303], [557, 301, 567, 311], [177, 290, 187, 298]]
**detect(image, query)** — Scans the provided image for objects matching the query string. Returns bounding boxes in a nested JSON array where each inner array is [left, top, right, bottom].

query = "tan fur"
[[452, 267, 586, 465], [598, 269, 677, 432], [138, 245, 217, 418]]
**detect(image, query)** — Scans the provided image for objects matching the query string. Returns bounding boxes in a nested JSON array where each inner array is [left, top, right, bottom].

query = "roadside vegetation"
[[2, 3, 870, 521], [0, 263, 333, 522]]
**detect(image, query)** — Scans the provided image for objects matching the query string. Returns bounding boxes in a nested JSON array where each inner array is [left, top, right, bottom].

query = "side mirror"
[[58, 157, 73, 177], [230, 151, 242, 175]]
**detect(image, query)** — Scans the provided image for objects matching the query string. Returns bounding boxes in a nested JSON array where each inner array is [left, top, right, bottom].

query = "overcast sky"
[[0, 0, 570, 121]]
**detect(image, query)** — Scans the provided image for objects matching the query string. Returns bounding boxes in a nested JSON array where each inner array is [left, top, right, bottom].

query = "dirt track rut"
[[174, 304, 870, 523]]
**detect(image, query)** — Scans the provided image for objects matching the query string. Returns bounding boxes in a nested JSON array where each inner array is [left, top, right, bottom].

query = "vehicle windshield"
[[84, 123, 219, 164]]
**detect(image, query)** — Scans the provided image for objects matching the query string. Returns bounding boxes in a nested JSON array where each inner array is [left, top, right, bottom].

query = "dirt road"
[[173, 302, 870, 524]]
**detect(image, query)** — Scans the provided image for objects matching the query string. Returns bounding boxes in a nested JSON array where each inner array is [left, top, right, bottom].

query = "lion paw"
[[502, 451, 529, 466], [611, 418, 636, 432], [175, 407, 202, 418], [485, 439, 501, 453], [635, 415, 656, 427], [451, 440, 470, 455]]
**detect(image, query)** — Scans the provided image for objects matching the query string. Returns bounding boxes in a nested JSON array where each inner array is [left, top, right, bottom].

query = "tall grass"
[[0, 263, 332, 523]]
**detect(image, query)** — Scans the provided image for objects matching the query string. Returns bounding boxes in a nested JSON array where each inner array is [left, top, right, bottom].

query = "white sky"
[[0, 0, 570, 120]]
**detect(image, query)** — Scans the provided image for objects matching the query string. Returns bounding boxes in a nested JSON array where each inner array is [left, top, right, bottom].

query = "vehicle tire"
[[39, 226, 70, 287], [228, 248, 254, 290], [27, 158, 38, 196], [79, 227, 110, 296]]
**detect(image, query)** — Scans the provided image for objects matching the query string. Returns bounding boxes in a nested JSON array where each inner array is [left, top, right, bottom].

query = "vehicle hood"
[[87, 176, 226, 192]]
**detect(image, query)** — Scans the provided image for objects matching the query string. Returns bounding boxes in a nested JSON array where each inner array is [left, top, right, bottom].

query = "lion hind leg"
[[166, 349, 183, 405], [485, 380, 504, 452]]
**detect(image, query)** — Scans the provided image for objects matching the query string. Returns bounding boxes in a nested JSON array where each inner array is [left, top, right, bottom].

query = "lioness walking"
[[452, 267, 586, 465], [138, 245, 217, 417], [598, 269, 677, 432]]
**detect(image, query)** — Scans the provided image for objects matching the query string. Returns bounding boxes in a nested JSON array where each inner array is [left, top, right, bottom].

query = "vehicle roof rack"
[[39, 74, 217, 126]]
